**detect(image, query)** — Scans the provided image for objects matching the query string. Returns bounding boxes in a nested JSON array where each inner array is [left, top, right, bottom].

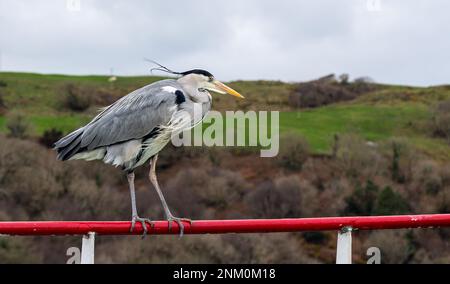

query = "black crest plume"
[[145, 59, 214, 78]]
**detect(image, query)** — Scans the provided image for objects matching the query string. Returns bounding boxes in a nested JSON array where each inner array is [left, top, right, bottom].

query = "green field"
[[1, 72, 449, 159]]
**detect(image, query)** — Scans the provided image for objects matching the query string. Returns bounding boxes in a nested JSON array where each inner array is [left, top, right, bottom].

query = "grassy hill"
[[0, 72, 449, 159]]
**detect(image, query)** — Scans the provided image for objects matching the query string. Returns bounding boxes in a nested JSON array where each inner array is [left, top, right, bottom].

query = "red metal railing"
[[2, 214, 450, 264], [1, 214, 450, 236]]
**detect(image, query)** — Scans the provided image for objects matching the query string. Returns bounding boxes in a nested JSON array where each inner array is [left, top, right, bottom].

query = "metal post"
[[336, 227, 352, 264], [80, 232, 95, 264]]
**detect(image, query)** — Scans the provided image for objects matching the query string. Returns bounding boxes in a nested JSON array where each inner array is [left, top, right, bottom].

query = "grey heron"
[[54, 64, 244, 237]]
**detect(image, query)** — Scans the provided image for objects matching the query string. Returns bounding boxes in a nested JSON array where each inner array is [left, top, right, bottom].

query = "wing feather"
[[79, 79, 182, 150]]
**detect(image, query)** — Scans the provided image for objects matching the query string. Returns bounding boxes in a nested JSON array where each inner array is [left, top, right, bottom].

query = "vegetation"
[[288, 74, 377, 108], [277, 133, 310, 170], [6, 112, 31, 139], [39, 128, 63, 148], [431, 100, 450, 143], [62, 83, 94, 111], [0, 81, 7, 114], [0, 72, 449, 263], [1, 72, 449, 158]]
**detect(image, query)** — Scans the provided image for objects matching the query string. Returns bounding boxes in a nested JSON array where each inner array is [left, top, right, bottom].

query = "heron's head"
[[177, 69, 244, 99]]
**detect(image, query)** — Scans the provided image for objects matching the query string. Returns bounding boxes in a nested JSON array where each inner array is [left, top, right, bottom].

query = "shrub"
[[245, 234, 320, 263], [363, 230, 411, 264], [39, 128, 63, 148], [353, 76, 375, 84], [206, 147, 226, 167], [435, 187, 450, 213], [339, 73, 349, 85], [288, 75, 377, 108], [277, 133, 310, 170], [246, 176, 307, 218], [0, 238, 41, 264], [0, 89, 6, 114], [7, 166, 63, 216], [315, 177, 351, 216], [302, 231, 329, 244], [382, 138, 417, 183], [431, 100, 450, 143], [227, 146, 256, 157], [92, 88, 123, 106], [343, 180, 379, 215], [62, 83, 93, 111], [336, 134, 382, 178], [6, 113, 31, 139], [344, 181, 410, 216], [156, 144, 185, 169], [289, 81, 355, 108], [165, 168, 248, 219], [374, 186, 410, 215], [413, 160, 443, 195]]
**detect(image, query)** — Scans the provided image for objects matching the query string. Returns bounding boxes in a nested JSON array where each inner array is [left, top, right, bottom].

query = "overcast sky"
[[0, 0, 449, 86]]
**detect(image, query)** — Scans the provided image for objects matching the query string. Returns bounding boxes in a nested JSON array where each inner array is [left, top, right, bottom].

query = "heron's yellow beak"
[[212, 80, 245, 99]]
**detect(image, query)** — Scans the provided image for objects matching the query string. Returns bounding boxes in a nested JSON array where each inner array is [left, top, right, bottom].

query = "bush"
[[6, 113, 31, 139], [431, 100, 450, 143], [339, 73, 349, 85], [165, 168, 248, 219], [289, 81, 355, 108], [302, 231, 329, 244], [344, 181, 410, 216], [0, 89, 6, 114], [92, 88, 123, 106], [343, 180, 379, 215], [0, 238, 41, 264], [277, 133, 310, 170], [155, 144, 185, 169], [336, 134, 382, 178], [288, 75, 377, 108], [413, 160, 443, 195], [381, 138, 417, 183], [39, 128, 63, 148], [374, 186, 410, 215], [0, 80, 7, 112], [246, 176, 308, 218], [363, 230, 411, 264], [434, 187, 450, 213], [62, 83, 93, 111]]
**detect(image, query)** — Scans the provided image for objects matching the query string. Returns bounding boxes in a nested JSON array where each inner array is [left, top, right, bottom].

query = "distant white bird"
[[54, 63, 244, 237]]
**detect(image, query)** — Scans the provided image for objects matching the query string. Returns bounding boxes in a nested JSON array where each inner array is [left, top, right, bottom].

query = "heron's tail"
[[53, 127, 85, 161]]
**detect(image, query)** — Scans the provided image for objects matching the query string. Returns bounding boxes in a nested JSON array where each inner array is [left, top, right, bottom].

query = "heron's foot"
[[130, 215, 155, 238], [167, 215, 192, 238]]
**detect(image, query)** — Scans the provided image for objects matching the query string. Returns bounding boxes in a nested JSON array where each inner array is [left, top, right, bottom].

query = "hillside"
[[0, 72, 449, 159], [1, 72, 450, 264]]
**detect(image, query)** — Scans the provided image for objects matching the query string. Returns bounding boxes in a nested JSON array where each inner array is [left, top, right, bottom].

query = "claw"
[[167, 216, 192, 238], [130, 216, 154, 238]]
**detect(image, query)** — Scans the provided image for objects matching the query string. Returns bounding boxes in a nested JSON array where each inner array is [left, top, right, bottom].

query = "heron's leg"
[[127, 171, 154, 238], [149, 154, 191, 237]]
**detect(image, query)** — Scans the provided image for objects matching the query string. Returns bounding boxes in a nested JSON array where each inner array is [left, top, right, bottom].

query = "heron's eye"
[[198, 88, 207, 92]]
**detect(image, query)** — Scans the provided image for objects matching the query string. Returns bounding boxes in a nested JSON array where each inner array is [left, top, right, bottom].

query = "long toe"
[[173, 219, 184, 238], [130, 219, 136, 233], [180, 218, 192, 224], [167, 217, 189, 238], [139, 220, 148, 239], [131, 216, 154, 237]]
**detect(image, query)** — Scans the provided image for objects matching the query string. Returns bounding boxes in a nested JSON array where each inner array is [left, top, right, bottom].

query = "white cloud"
[[0, 0, 449, 86]]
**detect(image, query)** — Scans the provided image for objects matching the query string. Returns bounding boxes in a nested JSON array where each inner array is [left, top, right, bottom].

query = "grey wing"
[[55, 79, 181, 160]]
